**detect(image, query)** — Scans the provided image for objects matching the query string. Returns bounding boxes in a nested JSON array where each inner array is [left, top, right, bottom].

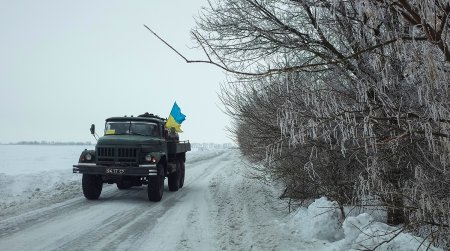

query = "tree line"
[[8, 141, 93, 145], [189, 0, 450, 248]]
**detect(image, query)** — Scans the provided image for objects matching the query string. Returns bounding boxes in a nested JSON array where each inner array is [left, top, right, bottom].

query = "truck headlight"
[[145, 154, 157, 163], [85, 153, 93, 161], [145, 153, 152, 162]]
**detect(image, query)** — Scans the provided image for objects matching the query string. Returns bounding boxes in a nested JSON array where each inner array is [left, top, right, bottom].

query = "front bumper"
[[73, 163, 158, 176]]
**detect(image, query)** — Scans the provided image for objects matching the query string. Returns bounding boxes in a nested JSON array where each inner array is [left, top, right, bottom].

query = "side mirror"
[[90, 124, 95, 135]]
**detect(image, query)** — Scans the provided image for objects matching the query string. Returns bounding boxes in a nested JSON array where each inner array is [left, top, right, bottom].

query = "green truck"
[[73, 113, 191, 202]]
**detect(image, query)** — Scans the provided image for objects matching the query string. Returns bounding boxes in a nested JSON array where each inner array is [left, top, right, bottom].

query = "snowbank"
[[339, 213, 442, 251], [0, 145, 88, 218], [286, 197, 442, 251], [288, 197, 344, 242]]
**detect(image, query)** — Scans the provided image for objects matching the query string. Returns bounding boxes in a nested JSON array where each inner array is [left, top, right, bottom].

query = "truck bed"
[[167, 140, 191, 154]]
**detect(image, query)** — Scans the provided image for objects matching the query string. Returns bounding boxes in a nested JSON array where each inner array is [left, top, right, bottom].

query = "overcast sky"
[[0, 1, 232, 144]]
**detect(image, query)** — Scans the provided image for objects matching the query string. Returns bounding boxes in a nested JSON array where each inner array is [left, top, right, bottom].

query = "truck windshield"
[[105, 121, 159, 137]]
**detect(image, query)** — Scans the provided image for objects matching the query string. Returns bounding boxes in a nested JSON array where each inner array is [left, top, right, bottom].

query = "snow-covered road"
[[0, 149, 321, 251], [0, 146, 441, 251]]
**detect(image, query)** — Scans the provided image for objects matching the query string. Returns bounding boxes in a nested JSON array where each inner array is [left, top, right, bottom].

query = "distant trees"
[[191, 0, 450, 247], [12, 141, 93, 145]]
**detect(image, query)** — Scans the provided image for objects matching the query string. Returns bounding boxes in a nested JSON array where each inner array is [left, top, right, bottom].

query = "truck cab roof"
[[106, 113, 166, 124]]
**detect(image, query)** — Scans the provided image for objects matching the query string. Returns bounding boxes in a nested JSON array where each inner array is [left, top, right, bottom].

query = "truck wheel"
[[179, 160, 185, 188], [82, 174, 103, 200], [148, 165, 164, 201], [168, 161, 181, 191], [117, 180, 133, 190]]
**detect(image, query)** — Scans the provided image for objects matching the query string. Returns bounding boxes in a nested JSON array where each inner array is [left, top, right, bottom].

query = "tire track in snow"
[[134, 150, 236, 250], [0, 150, 232, 250], [0, 185, 117, 238]]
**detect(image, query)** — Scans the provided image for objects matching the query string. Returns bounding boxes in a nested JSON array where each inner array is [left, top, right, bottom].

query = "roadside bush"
[[194, 0, 450, 247]]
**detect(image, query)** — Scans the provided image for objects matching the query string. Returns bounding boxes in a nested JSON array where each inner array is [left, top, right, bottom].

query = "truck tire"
[[82, 174, 103, 200], [148, 164, 164, 202], [179, 160, 185, 188], [168, 161, 181, 191]]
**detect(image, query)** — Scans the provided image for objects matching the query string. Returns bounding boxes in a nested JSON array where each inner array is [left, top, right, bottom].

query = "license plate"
[[106, 168, 125, 175]]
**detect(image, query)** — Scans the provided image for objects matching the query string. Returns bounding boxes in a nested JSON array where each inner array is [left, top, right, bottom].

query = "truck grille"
[[97, 147, 138, 165]]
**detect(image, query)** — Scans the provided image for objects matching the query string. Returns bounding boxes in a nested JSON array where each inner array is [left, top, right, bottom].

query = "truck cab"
[[73, 113, 191, 202]]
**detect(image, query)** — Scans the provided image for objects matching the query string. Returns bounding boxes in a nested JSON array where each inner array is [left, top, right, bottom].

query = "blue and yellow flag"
[[165, 102, 186, 133]]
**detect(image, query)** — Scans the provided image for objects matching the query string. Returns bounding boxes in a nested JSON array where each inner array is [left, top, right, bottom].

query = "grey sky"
[[0, 0, 232, 144]]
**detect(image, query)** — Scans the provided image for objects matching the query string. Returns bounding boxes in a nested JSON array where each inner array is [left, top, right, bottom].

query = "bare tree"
[[146, 0, 450, 247]]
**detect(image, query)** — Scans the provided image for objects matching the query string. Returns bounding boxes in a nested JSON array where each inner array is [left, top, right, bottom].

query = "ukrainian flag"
[[165, 102, 186, 132]]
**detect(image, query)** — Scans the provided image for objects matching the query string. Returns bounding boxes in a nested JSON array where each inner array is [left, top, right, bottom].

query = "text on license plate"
[[106, 168, 125, 175]]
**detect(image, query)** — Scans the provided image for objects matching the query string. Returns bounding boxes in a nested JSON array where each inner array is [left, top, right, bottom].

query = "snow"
[[0, 145, 90, 218], [287, 197, 344, 242], [0, 145, 228, 219], [0, 145, 442, 250], [340, 214, 441, 251], [0, 145, 89, 175], [285, 197, 442, 251]]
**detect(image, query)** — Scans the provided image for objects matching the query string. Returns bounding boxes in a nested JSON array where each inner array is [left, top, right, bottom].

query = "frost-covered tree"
[[190, 0, 450, 247]]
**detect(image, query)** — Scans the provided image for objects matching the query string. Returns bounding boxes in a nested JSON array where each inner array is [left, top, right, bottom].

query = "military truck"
[[73, 113, 191, 202]]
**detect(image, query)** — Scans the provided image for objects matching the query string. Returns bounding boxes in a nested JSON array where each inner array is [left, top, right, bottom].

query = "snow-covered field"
[[0, 145, 91, 218], [0, 145, 442, 250]]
